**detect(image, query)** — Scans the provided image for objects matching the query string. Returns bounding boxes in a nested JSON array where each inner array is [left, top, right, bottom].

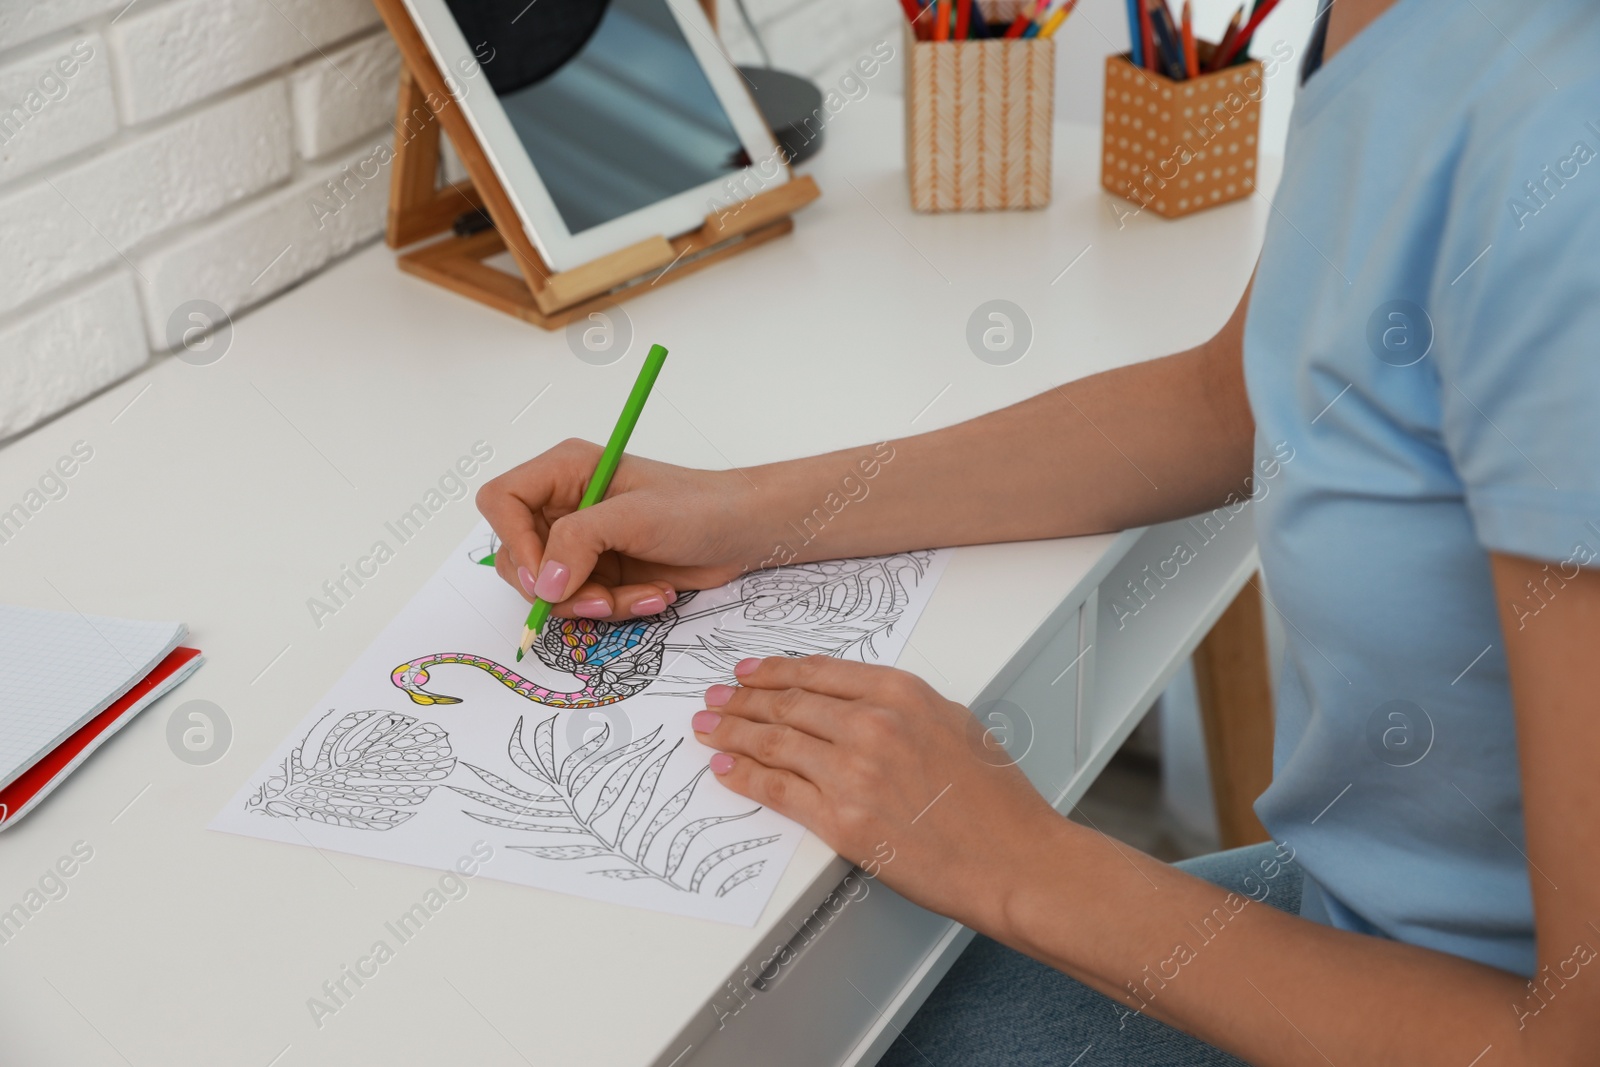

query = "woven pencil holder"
[[904, 1, 1054, 213], [1100, 48, 1263, 219]]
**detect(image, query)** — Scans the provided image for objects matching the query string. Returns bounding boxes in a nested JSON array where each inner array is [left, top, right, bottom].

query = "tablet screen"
[[464, 0, 750, 236]]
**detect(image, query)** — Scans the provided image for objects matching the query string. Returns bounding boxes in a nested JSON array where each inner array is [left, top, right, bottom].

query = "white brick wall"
[[290, 33, 402, 160], [107, 0, 382, 123], [140, 139, 394, 347], [0, 35, 117, 184], [0, 273, 146, 435], [0, 0, 403, 440], [0, 80, 292, 319], [0, 0, 125, 51]]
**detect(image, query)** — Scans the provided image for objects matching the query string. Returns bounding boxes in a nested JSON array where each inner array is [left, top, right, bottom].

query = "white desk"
[[0, 90, 1275, 1066]]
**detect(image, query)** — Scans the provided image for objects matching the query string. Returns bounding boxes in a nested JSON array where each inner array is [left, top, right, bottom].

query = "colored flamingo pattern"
[[391, 552, 937, 711], [391, 600, 686, 709]]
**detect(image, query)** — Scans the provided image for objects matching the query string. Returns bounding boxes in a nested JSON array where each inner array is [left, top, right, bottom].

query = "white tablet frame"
[[400, 0, 788, 272]]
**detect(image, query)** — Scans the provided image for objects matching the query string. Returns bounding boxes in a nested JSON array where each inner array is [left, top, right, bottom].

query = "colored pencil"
[[517, 344, 669, 660], [1126, 0, 1144, 67], [1004, 0, 1047, 38], [954, 0, 970, 38], [1138, 0, 1156, 71], [1218, 0, 1281, 65], [1022, 0, 1053, 38], [1181, 0, 1198, 78], [1209, 5, 1244, 71], [1039, 0, 1077, 38], [1148, 1, 1187, 80], [966, 0, 988, 36], [899, 0, 927, 39]]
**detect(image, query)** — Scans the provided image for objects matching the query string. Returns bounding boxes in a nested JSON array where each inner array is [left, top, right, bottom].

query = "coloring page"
[[213, 522, 949, 925]]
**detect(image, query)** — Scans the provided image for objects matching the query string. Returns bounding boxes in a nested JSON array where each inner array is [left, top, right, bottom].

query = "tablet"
[[402, 0, 789, 272]]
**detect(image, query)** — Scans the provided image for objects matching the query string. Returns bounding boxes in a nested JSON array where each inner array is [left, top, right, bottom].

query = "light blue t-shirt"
[[1247, 0, 1600, 976]]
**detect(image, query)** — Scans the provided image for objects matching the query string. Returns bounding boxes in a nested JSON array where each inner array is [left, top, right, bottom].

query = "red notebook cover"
[[0, 646, 203, 828]]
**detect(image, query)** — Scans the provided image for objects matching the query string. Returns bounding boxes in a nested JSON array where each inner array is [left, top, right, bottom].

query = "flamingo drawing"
[[391, 596, 691, 709], [390, 552, 935, 711]]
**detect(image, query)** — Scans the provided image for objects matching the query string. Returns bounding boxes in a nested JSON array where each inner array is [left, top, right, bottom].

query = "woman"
[[477, 0, 1600, 1061]]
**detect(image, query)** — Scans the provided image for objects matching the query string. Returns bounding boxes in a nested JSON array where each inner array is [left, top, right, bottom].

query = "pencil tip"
[[514, 648, 523, 662]]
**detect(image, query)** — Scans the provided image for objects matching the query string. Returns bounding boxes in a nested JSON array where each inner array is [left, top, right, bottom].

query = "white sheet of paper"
[[213, 523, 949, 925]]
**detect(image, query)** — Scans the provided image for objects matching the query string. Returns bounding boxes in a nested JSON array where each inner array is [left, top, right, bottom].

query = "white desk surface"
[[0, 88, 1275, 1066]]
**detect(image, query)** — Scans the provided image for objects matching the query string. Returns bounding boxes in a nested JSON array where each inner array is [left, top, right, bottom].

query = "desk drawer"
[[1080, 511, 1257, 773], [996, 603, 1083, 808], [683, 864, 967, 1067]]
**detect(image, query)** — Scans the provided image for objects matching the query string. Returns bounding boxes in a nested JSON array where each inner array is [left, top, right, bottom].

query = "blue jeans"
[[879, 842, 1303, 1066]]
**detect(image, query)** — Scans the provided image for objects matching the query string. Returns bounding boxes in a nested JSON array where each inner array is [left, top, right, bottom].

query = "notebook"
[[0, 605, 204, 828]]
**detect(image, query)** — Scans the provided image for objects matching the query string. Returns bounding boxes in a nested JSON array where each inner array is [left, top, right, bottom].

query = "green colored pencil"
[[517, 343, 669, 660]]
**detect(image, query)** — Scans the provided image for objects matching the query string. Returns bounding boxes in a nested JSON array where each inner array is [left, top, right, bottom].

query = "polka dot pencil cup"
[[1100, 46, 1263, 219]]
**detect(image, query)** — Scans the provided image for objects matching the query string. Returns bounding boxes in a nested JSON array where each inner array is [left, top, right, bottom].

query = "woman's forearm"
[[748, 286, 1257, 564]]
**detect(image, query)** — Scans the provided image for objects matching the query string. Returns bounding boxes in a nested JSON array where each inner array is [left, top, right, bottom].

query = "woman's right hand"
[[475, 439, 765, 621]]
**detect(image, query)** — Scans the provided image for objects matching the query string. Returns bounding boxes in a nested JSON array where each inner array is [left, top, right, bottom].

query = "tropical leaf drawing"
[[717, 861, 766, 897], [454, 714, 775, 896], [689, 836, 780, 893], [245, 709, 455, 830], [659, 552, 934, 686]]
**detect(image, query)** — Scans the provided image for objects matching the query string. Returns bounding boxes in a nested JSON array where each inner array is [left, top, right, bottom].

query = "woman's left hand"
[[692, 655, 1065, 936]]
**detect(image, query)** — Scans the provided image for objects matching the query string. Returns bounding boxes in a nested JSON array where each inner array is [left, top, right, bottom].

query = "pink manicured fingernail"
[[517, 565, 538, 597], [692, 711, 722, 733], [533, 560, 569, 602], [734, 658, 761, 678], [705, 684, 735, 707], [572, 598, 610, 618], [661, 587, 678, 605], [631, 595, 667, 616], [710, 753, 735, 775]]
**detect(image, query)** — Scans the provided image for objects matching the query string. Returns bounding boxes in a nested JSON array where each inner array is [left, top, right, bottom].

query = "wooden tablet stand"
[[371, 0, 821, 329]]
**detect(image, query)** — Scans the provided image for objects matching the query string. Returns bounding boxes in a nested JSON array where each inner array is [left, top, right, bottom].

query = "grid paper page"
[[0, 605, 185, 790]]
